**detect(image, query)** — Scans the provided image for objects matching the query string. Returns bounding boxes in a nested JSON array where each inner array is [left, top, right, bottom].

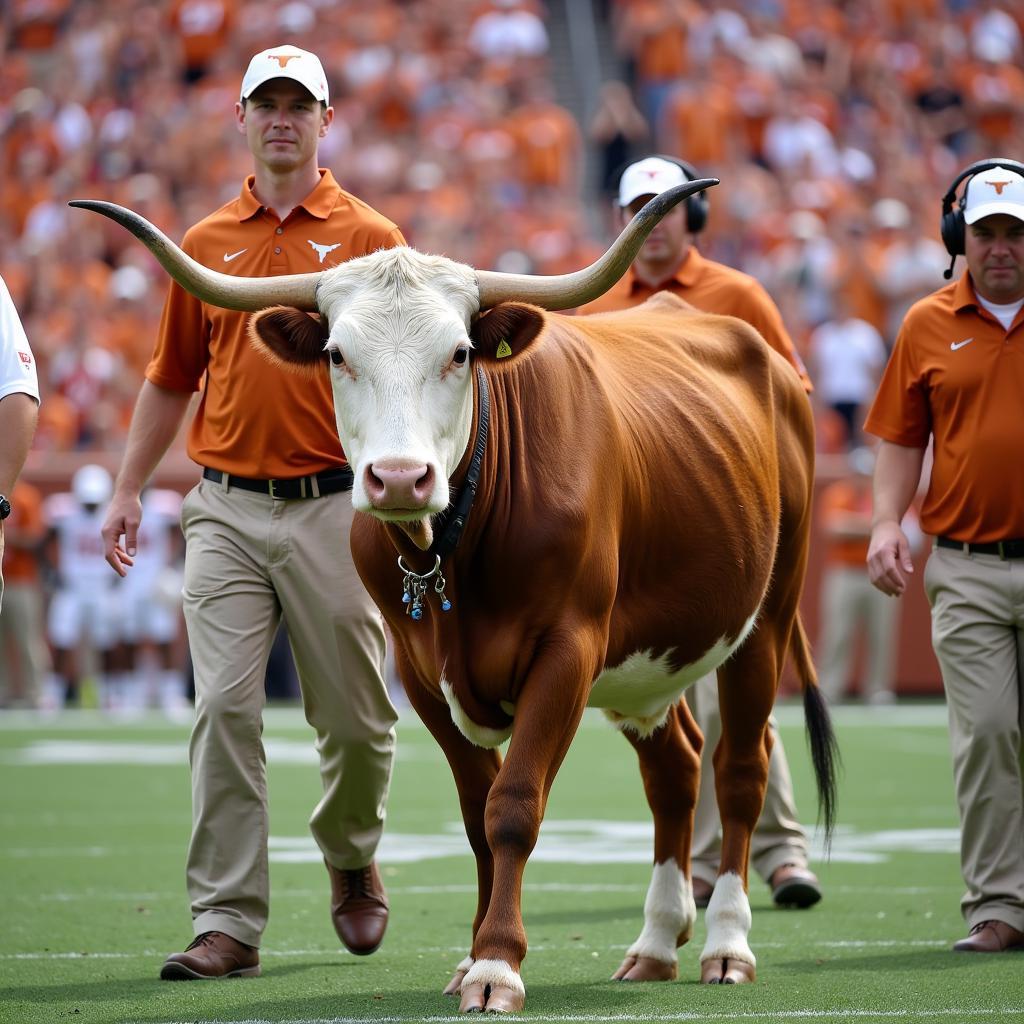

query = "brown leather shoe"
[[770, 864, 822, 908], [953, 920, 1024, 953], [692, 877, 714, 909], [326, 859, 389, 955], [160, 931, 260, 980]]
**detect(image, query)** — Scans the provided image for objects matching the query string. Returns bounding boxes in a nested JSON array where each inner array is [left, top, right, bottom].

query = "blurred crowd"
[[2, 0, 1022, 458], [2, 0, 1021, 706]]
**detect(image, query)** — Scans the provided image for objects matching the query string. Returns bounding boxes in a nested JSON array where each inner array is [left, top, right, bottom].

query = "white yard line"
[[0, 937, 954, 961], [0, 704, 951, 734], [19, 880, 960, 904], [141, 1008, 1024, 1024]]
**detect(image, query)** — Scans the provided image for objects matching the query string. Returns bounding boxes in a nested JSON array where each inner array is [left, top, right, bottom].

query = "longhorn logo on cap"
[[987, 180, 1012, 195], [269, 54, 300, 68]]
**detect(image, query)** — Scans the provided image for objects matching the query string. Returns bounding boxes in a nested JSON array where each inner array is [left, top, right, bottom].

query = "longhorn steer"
[[72, 183, 837, 1013]]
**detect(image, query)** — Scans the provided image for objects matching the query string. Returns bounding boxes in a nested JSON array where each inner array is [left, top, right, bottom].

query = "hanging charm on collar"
[[398, 554, 452, 620]]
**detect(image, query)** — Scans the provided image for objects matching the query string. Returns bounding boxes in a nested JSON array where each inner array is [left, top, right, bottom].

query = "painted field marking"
[[0, 936, 957, 962], [20, 880, 957, 905], [1, 824, 962, 865], [142, 1007, 1024, 1024], [0, 738, 435, 766], [0, 703, 952, 735]]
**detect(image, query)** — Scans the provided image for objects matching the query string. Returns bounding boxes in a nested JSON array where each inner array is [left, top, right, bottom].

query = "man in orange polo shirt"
[[866, 161, 1024, 954], [580, 156, 820, 910], [817, 446, 909, 705], [101, 45, 406, 980]]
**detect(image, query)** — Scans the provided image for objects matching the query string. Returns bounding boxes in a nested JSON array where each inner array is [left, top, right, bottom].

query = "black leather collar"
[[429, 364, 490, 561]]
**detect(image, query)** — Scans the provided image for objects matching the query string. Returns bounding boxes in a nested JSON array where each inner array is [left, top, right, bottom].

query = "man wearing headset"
[[580, 156, 821, 910], [866, 159, 1024, 953]]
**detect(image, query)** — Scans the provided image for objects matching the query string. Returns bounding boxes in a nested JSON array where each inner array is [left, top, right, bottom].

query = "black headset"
[[940, 157, 1024, 276], [617, 154, 710, 235]]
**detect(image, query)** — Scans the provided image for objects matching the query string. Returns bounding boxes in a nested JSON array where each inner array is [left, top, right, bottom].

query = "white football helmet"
[[72, 464, 113, 507]]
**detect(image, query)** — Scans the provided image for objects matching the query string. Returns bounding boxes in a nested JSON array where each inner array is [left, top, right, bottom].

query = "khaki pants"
[[181, 478, 397, 947], [687, 673, 808, 885], [0, 581, 48, 707], [818, 565, 898, 702], [924, 544, 1024, 933]]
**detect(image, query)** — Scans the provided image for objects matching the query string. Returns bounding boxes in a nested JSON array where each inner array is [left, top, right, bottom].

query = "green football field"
[[2, 701, 1022, 1024]]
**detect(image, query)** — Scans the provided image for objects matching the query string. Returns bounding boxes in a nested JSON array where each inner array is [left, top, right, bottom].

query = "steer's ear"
[[471, 302, 545, 366], [249, 306, 329, 378]]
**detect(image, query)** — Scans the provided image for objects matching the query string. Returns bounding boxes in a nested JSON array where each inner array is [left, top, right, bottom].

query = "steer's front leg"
[[396, 661, 501, 997], [458, 651, 594, 1013]]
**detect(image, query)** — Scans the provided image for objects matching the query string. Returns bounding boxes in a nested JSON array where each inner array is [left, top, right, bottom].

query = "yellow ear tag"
[[496, 339, 512, 359]]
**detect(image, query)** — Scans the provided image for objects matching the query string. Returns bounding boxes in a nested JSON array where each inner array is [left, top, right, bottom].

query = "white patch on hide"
[[625, 860, 694, 965], [441, 678, 513, 749], [700, 871, 755, 967], [589, 612, 758, 733]]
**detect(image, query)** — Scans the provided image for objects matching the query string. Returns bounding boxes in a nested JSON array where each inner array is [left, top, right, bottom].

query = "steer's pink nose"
[[364, 460, 435, 509]]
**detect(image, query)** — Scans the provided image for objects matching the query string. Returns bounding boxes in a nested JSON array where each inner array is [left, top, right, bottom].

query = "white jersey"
[[0, 273, 39, 403], [44, 492, 115, 592], [125, 489, 183, 593], [44, 492, 121, 649], [119, 489, 183, 644]]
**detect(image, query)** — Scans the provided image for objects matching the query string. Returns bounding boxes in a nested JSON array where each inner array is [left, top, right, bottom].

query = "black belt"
[[937, 536, 1024, 559], [202, 466, 353, 500]]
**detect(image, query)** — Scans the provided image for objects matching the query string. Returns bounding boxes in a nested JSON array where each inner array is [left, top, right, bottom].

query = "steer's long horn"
[[68, 200, 321, 312], [475, 178, 718, 311]]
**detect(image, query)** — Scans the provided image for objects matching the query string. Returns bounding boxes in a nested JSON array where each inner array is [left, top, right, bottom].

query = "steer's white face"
[[317, 249, 482, 548]]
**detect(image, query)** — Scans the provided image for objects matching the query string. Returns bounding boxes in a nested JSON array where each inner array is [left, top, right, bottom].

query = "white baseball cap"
[[618, 157, 688, 207], [240, 45, 329, 104], [964, 165, 1024, 225]]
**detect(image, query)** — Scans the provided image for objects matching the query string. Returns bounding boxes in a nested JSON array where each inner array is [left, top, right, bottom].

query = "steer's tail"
[[790, 613, 839, 849]]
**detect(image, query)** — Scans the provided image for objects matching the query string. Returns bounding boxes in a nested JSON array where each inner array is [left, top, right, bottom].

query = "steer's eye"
[[329, 348, 344, 367], [452, 346, 469, 367]]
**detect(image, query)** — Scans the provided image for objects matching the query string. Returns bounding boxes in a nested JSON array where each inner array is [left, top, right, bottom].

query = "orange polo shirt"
[[146, 170, 406, 478], [864, 272, 1024, 542], [578, 246, 812, 391]]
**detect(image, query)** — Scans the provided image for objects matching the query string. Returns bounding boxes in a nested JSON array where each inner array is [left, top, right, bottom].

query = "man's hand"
[[102, 491, 142, 577], [867, 520, 914, 597]]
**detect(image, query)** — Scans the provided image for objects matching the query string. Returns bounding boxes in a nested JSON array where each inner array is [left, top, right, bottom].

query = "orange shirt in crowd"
[[507, 102, 580, 191], [168, 0, 236, 74], [577, 245, 812, 391], [616, 0, 693, 83], [659, 81, 741, 166], [865, 272, 1024, 542], [145, 169, 406, 479], [1, 481, 45, 584]]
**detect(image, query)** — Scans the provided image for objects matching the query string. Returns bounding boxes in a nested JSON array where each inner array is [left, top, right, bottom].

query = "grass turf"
[[1, 702, 1022, 1024]]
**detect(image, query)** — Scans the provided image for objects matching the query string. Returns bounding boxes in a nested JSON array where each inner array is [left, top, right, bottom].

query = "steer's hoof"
[[612, 955, 678, 981], [700, 958, 756, 984], [459, 982, 524, 1013]]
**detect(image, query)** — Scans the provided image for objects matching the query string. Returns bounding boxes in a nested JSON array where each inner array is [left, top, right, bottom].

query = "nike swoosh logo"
[[223, 249, 248, 263], [950, 338, 974, 351]]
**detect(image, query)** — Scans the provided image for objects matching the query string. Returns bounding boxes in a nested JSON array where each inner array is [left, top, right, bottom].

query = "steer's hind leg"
[[610, 700, 703, 982], [700, 634, 779, 985]]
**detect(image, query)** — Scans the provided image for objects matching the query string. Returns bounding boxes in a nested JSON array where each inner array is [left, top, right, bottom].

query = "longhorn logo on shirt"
[[987, 180, 1012, 195], [308, 240, 342, 263]]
